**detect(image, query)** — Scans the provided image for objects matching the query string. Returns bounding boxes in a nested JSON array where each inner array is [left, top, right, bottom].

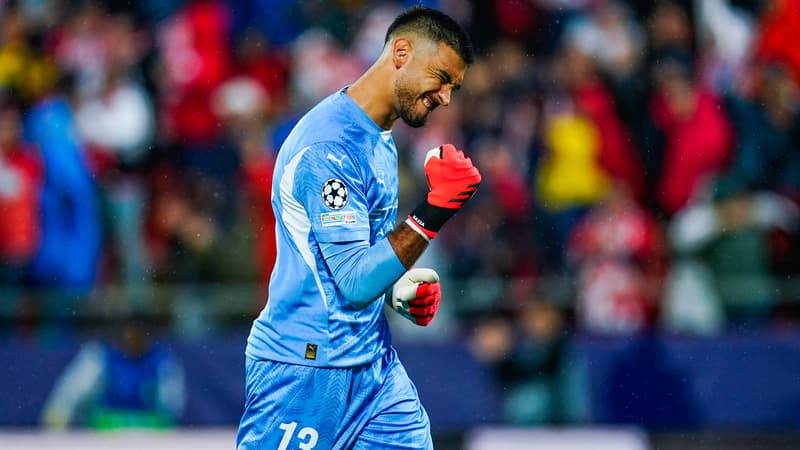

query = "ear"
[[391, 37, 412, 69]]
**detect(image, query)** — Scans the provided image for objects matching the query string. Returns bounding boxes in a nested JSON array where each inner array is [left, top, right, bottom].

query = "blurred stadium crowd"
[[2, 0, 800, 429]]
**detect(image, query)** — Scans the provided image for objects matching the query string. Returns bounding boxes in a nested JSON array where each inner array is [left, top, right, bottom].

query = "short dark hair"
[[385, 6, 474, 65]]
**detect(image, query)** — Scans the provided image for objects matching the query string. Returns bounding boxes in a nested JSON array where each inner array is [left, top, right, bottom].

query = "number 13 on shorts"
[[277, 421, 319, 450]]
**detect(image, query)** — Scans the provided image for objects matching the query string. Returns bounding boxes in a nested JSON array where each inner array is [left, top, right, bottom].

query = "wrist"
[[407, 200, 458, 240], [405, 217, 433, 241]]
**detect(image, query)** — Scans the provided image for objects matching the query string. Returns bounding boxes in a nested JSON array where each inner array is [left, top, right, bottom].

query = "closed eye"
[[436, 70, 452, 86], [435, 69, 461, 91]]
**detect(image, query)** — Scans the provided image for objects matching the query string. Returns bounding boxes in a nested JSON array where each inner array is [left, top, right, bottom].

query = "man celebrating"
[[237, 6, 480, 449]]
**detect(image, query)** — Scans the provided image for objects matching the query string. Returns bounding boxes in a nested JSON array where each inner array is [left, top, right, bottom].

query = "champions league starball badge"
[[322, 178, 348, 210]]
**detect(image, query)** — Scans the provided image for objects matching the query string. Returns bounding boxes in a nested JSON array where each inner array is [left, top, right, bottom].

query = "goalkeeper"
[[237, 6, 480, 450]]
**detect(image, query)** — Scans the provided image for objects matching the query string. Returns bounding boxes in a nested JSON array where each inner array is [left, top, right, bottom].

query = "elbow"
[[339, 286, 376, 310], [349, 299, 374, 310]]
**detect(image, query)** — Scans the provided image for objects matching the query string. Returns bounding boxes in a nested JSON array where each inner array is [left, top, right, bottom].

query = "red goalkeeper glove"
[[389, 268, 441, 326], [406, 144, 481, 240]]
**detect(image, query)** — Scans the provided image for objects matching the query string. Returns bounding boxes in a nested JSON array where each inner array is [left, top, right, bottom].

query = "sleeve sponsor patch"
[[320, 210, 357, 227], [322, 178, 348, 210]]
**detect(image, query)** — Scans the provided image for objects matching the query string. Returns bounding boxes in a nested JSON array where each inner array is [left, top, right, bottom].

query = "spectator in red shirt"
[[753, 0, 800, 84], [649, 56, 734, 216], [0, 98, 42, 275], [156, 0, 233, 145], [568, 183, 668, 334], [557, 41, 646, 202]]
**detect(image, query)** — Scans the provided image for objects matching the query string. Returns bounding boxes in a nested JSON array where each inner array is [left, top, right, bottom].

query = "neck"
[[345, 61, 398, 130]]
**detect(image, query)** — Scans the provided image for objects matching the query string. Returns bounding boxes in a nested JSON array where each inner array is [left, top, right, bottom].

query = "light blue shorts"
[[236, 347, 432, 449]]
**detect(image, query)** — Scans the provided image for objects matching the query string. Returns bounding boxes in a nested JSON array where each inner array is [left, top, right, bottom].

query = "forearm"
[[319, 143, 479, 308], [387, 221, 429, 268], [41, 343, 104, 428], [321, 238, 407, 308], [669, 203, 720, 253]]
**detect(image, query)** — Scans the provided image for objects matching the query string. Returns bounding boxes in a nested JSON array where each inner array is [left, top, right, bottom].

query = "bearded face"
[[394, 71, 433, 128], [389, 40, 466, 129]]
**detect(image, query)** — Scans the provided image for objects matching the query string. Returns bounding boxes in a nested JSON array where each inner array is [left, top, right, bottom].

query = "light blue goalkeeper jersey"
[[246, 88, 400, 367]]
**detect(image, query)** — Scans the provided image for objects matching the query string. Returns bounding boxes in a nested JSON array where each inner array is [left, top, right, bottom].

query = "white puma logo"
[[326, 153, 348, 168]]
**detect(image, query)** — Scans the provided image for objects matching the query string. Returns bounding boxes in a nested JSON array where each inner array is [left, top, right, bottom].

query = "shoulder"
[[294, 92, 351, 135], [296, 142, 366, 179]]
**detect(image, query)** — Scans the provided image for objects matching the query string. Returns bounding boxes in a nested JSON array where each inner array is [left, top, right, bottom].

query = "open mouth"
[[422, 96, 435, 110]]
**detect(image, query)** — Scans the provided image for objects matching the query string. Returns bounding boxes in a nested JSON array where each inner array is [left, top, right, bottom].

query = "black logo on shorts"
[[322, 179, 348, 210], [305, 343, 318, 360]]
